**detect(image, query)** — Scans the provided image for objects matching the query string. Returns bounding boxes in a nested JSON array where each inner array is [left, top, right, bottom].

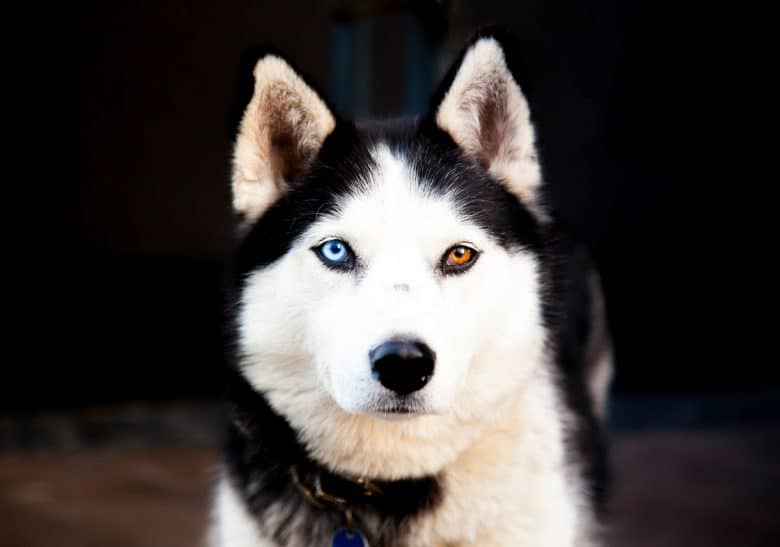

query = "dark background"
[[11, 0, 765, 412], [3, 2, 777, 547]]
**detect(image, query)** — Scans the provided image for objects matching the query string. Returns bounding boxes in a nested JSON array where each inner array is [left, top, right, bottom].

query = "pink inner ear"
[[262, 83, 319, 181], [474, 79, 511, 167], [232, 55, 336, 219], [433, 39, 543, 214], [447, 74, 513, 170]]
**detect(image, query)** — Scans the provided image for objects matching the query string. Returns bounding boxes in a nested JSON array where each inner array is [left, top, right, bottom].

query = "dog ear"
[[232, 55, 336, 220], [430, 34, 542, 209]]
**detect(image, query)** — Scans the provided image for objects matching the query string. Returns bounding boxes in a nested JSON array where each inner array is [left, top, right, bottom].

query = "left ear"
[[432, 34, 541, 209]]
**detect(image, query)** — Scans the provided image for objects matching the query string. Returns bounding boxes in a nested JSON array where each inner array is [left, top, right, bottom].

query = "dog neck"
[[223, 366, 442, 542]]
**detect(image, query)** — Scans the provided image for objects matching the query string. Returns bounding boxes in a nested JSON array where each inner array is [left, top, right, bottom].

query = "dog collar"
[[290, 464, 372, 546], [289, 463, 384, 511]]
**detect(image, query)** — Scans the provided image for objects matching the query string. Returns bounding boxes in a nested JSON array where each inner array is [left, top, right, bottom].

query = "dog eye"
[[441, 244, 479, 274], [314, 239, 355, 270]]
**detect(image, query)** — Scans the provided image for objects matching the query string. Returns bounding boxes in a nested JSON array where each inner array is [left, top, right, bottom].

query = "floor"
[[606, 427, 779, 547], [0, 417, 778, 546]]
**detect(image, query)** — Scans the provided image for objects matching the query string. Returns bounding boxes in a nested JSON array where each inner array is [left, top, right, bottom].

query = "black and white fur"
[[211, 30, 613, 547]]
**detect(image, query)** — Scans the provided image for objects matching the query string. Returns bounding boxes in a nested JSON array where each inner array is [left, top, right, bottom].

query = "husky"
[[210, 29, 613, 547]]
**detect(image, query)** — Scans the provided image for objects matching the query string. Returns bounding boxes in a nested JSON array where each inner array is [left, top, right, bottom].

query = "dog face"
[[230, 36, 549, 477]]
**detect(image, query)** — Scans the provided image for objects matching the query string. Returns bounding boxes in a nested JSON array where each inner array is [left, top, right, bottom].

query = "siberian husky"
[[211, 29, 613, 547]]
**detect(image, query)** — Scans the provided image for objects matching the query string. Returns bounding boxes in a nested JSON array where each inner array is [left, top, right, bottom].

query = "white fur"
[[210, 476, 272, 547], [415, 364, 597, 547], [585, 269, 614, 420]]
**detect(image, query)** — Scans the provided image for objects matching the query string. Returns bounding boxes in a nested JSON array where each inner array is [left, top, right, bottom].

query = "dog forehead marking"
[[317, 145, 484, 259]]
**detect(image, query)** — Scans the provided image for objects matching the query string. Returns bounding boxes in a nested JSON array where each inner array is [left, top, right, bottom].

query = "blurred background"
[[4, 1, 777, 546]]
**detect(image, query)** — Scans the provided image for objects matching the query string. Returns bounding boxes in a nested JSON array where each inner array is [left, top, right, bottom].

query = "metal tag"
[[332, 528, 368, 547]]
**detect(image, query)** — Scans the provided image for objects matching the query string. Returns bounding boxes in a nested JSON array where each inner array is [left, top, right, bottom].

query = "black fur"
[[542, 224, 610, 515]]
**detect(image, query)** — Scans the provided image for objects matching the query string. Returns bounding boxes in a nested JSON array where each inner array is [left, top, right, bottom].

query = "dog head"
[[230, 33, 549, 478]]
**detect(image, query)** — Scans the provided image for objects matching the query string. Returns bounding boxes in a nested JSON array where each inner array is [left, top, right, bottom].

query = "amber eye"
[[442, 244, 479, 274], [449, 246, 472, 265]]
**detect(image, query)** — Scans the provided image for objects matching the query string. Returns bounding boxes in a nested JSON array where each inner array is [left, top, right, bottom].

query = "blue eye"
[[314, 239, 355, 270]]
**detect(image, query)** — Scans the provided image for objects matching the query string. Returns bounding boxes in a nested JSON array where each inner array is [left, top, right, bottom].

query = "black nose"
[[369, 339, 435, 395]]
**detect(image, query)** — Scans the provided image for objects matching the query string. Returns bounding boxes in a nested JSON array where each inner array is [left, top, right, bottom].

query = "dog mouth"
[[369, 395, 427, 417], [376, 404, 417, 415]]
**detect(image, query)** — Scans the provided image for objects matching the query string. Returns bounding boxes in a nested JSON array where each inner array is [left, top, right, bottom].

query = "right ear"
[[232, 55, 336, 221], [427, 32, 542, 212]]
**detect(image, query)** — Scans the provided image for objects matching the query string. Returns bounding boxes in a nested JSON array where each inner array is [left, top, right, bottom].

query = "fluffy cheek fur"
[[238, 240, 545, 478], [443, 250, 546, 422]]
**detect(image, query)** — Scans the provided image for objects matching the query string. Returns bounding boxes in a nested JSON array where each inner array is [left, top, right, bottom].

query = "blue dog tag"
[[332, 528, 368, 547]]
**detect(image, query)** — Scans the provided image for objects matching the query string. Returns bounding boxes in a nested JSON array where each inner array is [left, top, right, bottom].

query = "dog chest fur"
[[212, 364, 595, 547]]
